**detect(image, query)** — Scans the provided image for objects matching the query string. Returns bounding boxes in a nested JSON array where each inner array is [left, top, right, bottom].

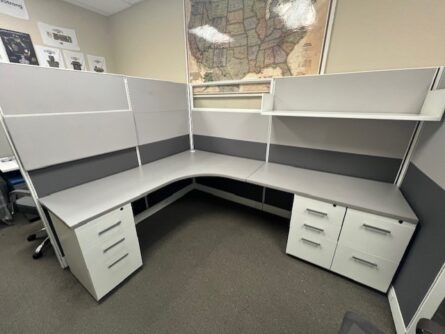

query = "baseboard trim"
[[389, 286, 407, 334], [134, 184, 194, 224]]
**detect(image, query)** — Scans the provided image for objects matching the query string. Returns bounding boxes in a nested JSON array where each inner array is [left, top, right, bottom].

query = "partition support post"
[[187, 84, 195, 152], [395, 67, 442, 187], [182, 0, 195, 152], [319, 0, 338, 75], [124, 77, 142, 166], [0, 110, 67, 268], [395, 121, 423, 187]]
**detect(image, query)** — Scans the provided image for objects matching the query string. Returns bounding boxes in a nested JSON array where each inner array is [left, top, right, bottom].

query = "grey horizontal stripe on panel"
[[30, 148, 139, 197], [139, 135, 190, 165], [393, 163, 445, 326], [193, 135, 266, 161], [268, 144, 401, 182]]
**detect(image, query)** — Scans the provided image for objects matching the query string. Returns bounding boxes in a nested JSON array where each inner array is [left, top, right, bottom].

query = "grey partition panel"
[[0, 126, 13, 157], [194, 135, 267, 161], [268, 144, 401, 182], [394, 120, 445, 326], [268, 117, 412, 182], [193, 111, 269, 143], [6, 111, 138, 170], [395, 163, 445, 326], [0, 64, 128, 115], [412, 121, 445, 187], [270, 117, 414, 159], [438, 70, 445, 90], [274, 68, 436, 114], [127, 77, 188, 113], [30, 148, 139, 197], [134, 111, 189, 145], [139, 135, 190, 164]]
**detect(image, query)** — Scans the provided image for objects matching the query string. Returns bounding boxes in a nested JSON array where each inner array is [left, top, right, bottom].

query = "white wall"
[[108, 0, 187, 82], [326, 0, 445, 73], [0, 0, 115, 71]]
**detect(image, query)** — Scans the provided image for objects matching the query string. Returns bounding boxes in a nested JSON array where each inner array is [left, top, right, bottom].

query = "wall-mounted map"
[[186, 0, 331, 83]]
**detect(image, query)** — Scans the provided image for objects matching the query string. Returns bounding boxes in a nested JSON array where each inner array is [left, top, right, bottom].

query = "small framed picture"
[[87, 55, 107, 73], [0, 39, 8, 63], [0, 28, 39, 65], [35, 45, 65, 69], [63, 50, 85, 71]]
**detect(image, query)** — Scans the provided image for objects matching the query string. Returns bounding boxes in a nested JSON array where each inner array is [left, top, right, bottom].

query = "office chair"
[[417, 319, 445, 334], [9, 189, 51, 259]]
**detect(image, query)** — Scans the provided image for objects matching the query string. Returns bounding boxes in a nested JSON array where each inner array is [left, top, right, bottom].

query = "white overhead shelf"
[[192, 108, 262, 113], [260, 111, 442, 121], [264, 67, 445, 122], [190, 67, 445, 121]]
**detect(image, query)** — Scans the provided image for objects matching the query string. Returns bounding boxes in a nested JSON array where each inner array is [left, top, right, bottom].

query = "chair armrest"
[[10, 189, 31, 201], [417, 318, 445, 334]]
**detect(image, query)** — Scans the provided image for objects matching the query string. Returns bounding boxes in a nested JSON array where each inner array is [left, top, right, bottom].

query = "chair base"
[[27, 227, 52, 259]]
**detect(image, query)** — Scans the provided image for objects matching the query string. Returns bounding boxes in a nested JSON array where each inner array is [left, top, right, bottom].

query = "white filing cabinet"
[[286, 195, 346, 269], [51, 204, 143, 300], [331, 209, 415, 292], [287, 195, 416, 292]]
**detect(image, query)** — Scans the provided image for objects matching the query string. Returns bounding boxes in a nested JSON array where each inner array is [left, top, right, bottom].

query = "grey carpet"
[[0, 191, 396, 334]]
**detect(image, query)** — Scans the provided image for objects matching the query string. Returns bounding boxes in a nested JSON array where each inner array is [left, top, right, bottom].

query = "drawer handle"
[[98, 221, 121, 236], [363, 224, 391, 235], [103, 237, 126, 254], [108, 253, 129, 269], [303, 224, 324, 233], [306, 208, 328, 217], [352, 256, 378, 268], [301, 238, 321, 247]]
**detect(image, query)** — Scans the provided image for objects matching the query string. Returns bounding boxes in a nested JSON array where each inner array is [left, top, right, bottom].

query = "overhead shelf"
[[192, 108, 262, 113], [260, 111, 442, 121], [263, 67, 445, 122], [190, 67, 445, 121]]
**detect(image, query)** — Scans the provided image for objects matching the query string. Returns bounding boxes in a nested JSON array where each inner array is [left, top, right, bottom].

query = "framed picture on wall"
[[0, 39, 9, 63], [38, 22, 80, 51], [0, 28, 38, 65], [87, 54, 107, 73], [63, 50, 85, 71], [185, 0, 332, 84], [35, 45, 65, 69]]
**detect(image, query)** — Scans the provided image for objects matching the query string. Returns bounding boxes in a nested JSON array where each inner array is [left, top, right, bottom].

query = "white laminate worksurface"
[[248, 162, 418, 224], [39, 151, 264, 228], [40, 150, 418, 229]]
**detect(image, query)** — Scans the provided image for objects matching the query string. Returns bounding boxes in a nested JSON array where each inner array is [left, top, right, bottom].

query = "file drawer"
[[290, 195, 347, 242], [51, 204, 143, 301], [286, 232, 337, 270], [82, 235, 142, 300], [339, 209, 415, 262], [76, 204, 135, 249], [331, 245, 398, 292]]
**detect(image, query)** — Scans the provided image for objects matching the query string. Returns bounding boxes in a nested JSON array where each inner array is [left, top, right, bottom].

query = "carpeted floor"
[[0, 190, 395, 333]]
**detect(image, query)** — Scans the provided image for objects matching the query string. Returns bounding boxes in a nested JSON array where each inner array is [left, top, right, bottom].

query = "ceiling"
[[62, 0, 144, 16]]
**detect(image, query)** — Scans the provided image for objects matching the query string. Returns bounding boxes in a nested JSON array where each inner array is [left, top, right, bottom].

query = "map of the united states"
[[187, 0, 330, 83]]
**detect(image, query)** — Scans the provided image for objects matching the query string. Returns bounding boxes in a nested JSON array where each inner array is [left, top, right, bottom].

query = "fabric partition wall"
[[192, 111, 269, 161], [0, 64, 139, 198], [393, 102, 445, 329], [126, 77, 190, 164], [268, 117, 415, 183]]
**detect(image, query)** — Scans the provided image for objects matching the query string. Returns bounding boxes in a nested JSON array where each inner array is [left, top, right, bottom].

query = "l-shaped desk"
[[40, 150, 418, 300]]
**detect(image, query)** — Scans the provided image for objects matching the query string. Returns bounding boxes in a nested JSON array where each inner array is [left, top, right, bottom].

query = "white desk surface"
[[39, 151, 263, 228], [40, 150, 418, 229], [0, 156, 19, 173], [248, 162, 418, 224]]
